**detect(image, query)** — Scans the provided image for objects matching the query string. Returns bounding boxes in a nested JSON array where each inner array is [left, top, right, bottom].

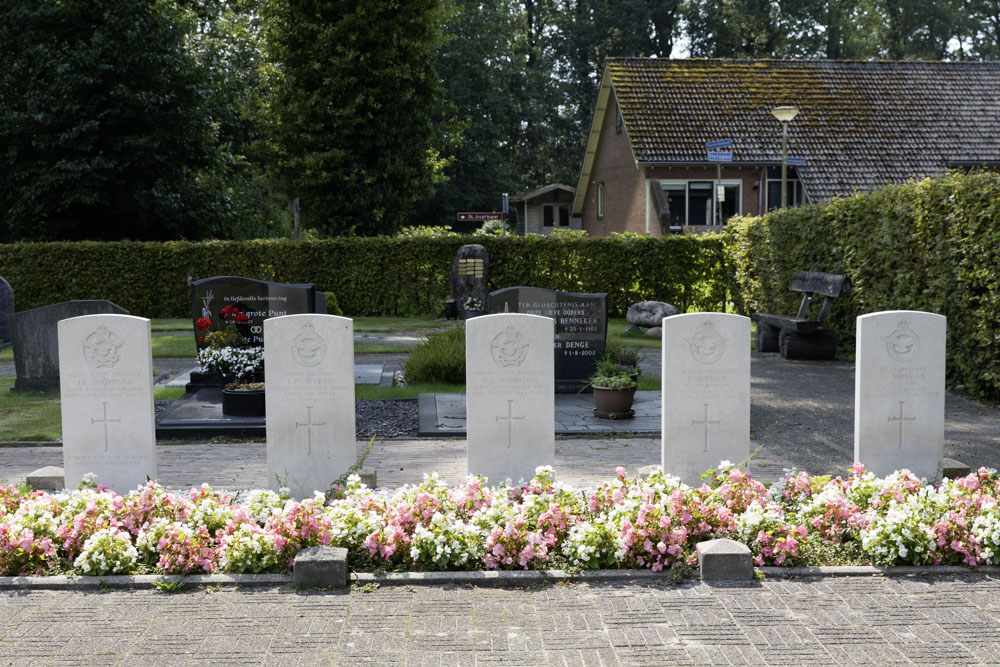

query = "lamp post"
[[770, 106, 799, 209]]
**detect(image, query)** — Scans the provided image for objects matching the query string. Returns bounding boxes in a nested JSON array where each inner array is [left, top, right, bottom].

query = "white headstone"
[[466, 314, 554, 484], [58, 314, 156, 492], [661, 313, 751, 486], [265, 314, 356, 498], [854, 310, 946, 479]]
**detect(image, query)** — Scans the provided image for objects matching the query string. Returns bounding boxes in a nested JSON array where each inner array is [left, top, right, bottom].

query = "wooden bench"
[[750, 271, 851, 360]]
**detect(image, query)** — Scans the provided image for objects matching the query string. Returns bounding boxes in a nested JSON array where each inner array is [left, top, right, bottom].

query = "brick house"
[[572, 59, 1000, 236]]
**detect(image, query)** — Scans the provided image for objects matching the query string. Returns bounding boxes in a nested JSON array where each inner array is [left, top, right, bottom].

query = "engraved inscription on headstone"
[[489, 286, 608, 392], [466, 314, 554, 483], [450, 245, 490, 318], [266, 314, 355, 498], [662, 313, 750, 486], [855, 310, 945, 479], [59, 314, 156, 492]]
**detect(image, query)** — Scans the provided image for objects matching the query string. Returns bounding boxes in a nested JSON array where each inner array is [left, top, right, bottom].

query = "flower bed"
[[2, 463, 999, 577]]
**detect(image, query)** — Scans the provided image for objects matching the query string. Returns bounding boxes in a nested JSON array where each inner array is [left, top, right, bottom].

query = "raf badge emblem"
[[686, 321, 726, 365], [291, 323, 327, 367], [83, 326, 124, 369], [882, 320, 919, 362], [491, 326, 529, 367]]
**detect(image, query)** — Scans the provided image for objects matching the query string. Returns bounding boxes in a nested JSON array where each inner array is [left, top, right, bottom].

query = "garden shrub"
[[726, 170, 1000, 400], [403, 326, 466, 384], [324, 291, 343, 317]]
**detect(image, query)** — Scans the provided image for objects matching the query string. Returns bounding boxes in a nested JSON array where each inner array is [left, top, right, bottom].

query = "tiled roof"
[[609, 58, 1000, 201]]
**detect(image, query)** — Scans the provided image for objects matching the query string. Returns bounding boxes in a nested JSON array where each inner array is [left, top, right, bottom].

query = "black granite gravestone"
[[191, 276, 319, 351], [449, 245, 489, 318], [11, 300, 131, 391], [0, 277, 12, 347], [489, 287, 608, 392]]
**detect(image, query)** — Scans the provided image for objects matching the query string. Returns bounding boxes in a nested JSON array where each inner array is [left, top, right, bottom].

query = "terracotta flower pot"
[[592, 384, 637, 416]]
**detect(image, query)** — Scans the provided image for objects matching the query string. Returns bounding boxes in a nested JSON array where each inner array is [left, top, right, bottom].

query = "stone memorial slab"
[[12, 300, 130, 391], [192, 276, 320, 351], [265, 314, 356, 498], [449, 244, 489, 318], [0, 277, 12, 346], [854, 310, 945, 479], [661, 313, 750, 486], [489, 287, 607, 392], [58, 314, 156, 492], [466, 313, 554, 484]]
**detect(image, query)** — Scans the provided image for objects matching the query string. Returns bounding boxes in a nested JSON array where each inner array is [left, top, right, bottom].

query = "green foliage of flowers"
[[4, 464, 1000, 577], [403, 326, 466, 384], [726, 170, 1000, 400]]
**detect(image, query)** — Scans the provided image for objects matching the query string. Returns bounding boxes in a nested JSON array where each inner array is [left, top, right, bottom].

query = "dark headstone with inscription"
[[11, 300, 131, 392], [0, 277, 12, 347], [489, 286, 608, 392], [449, 245, 489, 318], [191, 276, 319, 351]]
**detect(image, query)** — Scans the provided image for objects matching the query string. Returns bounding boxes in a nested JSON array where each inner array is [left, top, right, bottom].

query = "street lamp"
[[770, 106, 799, 209]]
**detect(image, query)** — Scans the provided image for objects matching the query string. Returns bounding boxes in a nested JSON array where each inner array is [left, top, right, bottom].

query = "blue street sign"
[[707, 151, 732, 162], [706, 138, 733, 150], [787, 156, 806, 166]]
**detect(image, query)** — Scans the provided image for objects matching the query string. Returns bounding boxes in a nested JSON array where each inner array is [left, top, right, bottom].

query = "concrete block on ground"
[[359, 468, 377, 488], [293, 546, 349, 588], [26, 466, 65, 491], [696, 538, 754, 582], [942, 458, 972, 480]]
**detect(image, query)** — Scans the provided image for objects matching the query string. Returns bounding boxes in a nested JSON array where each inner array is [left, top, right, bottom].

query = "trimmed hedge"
[[0, 234, 728, 319], [726, 170, 1000, 400]]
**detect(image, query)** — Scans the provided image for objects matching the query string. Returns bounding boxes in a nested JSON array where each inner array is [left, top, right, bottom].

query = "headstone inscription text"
[[661, 313, 751, 486], [854, 310, 945, 479], [265, 314, 356, 498], [489, 287, 607, 392], [191, 276, 319, 350], [59, 314, 156, 492], [449, 245, 490, 319], [466, 314, 554, 483]]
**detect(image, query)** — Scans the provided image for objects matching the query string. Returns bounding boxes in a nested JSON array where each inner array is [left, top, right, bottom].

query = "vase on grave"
[[221, 387, 266, 417]]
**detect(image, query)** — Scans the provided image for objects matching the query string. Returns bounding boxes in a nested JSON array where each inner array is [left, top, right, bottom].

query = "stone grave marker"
[[854, 310, 945, 479], [192, 276, 322, 351], [489, 286, 607, 392], [0, 276, 12, 347], [265, 314, 356, 498], [466, 313, 554, 484], [58, 314, 156, 492], [449, 244, 489, 318], [12, 300, 130, 391], [661, 313, 751, 486]]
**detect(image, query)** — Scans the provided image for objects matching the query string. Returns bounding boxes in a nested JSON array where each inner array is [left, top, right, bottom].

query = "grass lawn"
[[352, 315, 451, 333], [150, 318, 190, 331], [355, 342, 412, 355], [0, 377, 61, 441], [0, 345, 11, 362]]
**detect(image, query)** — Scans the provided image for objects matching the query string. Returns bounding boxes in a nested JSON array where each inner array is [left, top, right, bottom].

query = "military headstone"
[[191, 276, 320, 351], [0, 277, 12, 347], [466, 313, 554, 484], [265, 314, 356, 498], [58, 314, 156, 492], [489, 286, 607, 392], [854, 310, 945, 479], [11, 300, 130, 392], [661, 313, 751, 486], [449, 244, 489, 318]]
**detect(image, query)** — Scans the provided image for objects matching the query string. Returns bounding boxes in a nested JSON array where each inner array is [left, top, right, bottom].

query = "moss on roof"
[[608, 58, 1000, 201]]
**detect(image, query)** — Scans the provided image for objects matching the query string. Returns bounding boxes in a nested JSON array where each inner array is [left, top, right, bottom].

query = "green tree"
[[264, 0, 447, 236], [0, 0, 234, 240]]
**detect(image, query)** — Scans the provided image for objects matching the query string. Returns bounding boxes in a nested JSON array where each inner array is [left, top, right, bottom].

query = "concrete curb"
[[1, 565, 998, 590]]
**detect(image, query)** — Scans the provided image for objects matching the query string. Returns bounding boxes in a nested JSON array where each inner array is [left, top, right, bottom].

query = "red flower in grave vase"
[[219, 305, 250, 323], [196, 318, 212, 331]]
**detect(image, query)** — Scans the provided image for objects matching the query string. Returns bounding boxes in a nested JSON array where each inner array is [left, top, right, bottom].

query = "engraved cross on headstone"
[[295, 406, 327, 456], [496, 399, 525, 449], [692, 403, 721, 453], [888, 400, 916, 449], [91, 402, 121, 452]]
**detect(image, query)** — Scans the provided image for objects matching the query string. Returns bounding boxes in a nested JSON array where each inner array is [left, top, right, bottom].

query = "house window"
[[660, 180, 742, 228], [543, 205, 554, 227], [559, 207, 569, 226], [597, 182, 605, 218], [765, 167, 806, 212]]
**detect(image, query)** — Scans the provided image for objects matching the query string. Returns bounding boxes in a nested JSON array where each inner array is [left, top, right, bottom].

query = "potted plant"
[[463, 295, 484, 318], [590, 354, 638, 418], [195, 306, 266, 416]]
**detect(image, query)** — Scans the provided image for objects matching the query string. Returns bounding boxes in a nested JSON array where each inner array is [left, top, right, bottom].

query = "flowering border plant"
[[1, 464, 999, 577]]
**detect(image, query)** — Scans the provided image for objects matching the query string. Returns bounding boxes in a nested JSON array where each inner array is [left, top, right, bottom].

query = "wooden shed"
[[511, 184, 578, 235]]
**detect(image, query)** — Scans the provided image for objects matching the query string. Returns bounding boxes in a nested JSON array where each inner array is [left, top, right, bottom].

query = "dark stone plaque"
[[11, 299, 130, 392], [191, 276, 318, 351], [0, 276, 12, 347], [489, 286, 608, 392], [449, 245, 489, 318]]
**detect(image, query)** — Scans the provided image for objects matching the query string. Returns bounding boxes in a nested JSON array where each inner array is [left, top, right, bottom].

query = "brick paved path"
[[3, 576, 1000, 665]]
